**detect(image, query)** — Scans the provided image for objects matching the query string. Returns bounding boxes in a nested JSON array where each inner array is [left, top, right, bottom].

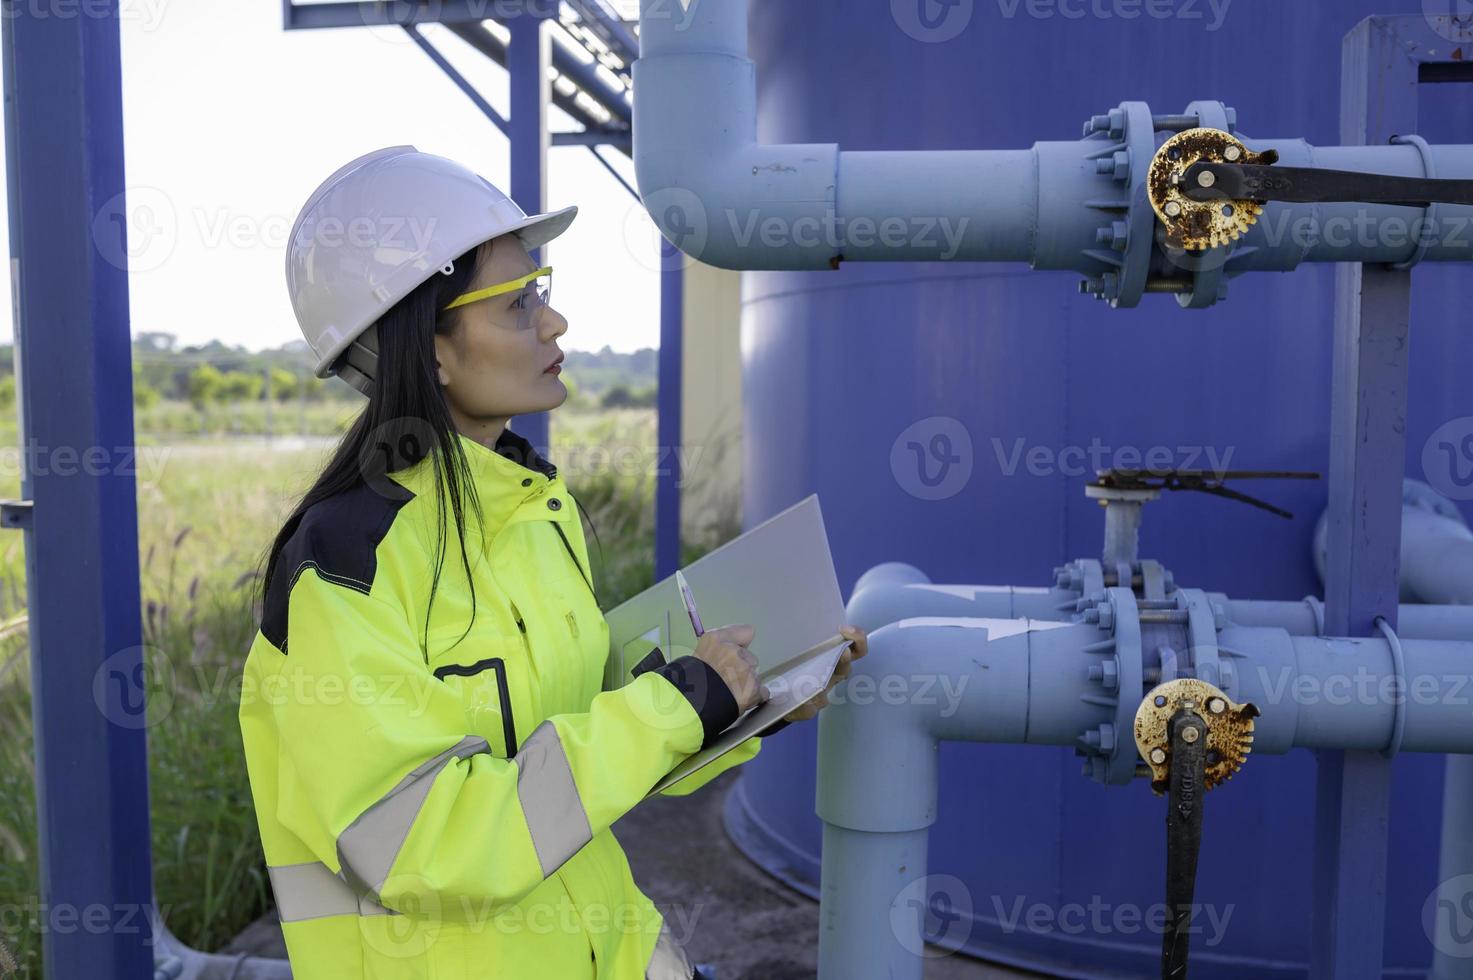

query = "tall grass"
[[0, 404, 739, 977]]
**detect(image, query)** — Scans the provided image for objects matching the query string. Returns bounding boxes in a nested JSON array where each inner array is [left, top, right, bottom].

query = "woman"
[[238, 146, 867, 980]]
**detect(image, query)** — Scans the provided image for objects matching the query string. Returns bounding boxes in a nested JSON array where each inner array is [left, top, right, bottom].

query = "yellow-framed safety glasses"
[[441, 265, 553, 331]]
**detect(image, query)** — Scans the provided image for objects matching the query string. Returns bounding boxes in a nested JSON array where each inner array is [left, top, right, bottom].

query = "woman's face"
[[434, 233, 569, 434]]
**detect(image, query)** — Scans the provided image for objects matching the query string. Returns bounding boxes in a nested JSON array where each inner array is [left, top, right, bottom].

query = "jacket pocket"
[[432, 656, 518, 757], [426, 628, 523, 757]]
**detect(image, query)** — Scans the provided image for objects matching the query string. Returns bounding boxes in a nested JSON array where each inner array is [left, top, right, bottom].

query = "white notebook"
[[602, 494, 851, 796]]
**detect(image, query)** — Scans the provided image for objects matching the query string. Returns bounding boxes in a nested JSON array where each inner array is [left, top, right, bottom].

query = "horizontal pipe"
[[635, 0, 1473, 274], [1224, 627, 1473, 755], [847, 564, 1473, 643]]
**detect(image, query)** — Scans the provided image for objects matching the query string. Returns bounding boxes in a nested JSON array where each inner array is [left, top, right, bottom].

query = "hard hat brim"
[[507, 203, 578, 252]]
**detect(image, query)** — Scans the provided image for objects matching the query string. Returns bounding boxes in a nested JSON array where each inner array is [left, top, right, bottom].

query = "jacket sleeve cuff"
[[652, 655, 739, 747]]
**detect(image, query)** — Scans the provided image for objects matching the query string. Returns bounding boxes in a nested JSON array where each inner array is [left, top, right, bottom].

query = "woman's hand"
[[781, 624, 868, 723], [692, 623, 766, 714]]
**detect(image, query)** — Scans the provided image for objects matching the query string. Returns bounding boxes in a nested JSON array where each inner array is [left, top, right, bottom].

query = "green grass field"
[[0, 402, 740, 978]]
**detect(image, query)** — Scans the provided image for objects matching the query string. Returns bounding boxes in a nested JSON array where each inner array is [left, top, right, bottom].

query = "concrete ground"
[[222, 770, 1037, 979]]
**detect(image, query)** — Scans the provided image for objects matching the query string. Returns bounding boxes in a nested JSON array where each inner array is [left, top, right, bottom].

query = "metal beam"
[[585, 145, 640, 201], [1314, 15, 1461, 979], [1, 2, 155, 978], [655, 243, 684, 580], [282, 0, 555, 31], [508, 5, 553, 455], [403, 24, 509, 136], [447, 22, 632, 158]]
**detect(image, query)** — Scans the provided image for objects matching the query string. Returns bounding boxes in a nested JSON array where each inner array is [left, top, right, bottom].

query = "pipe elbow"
[[632, 0, 840, 270], [816, 621, 944, 832]]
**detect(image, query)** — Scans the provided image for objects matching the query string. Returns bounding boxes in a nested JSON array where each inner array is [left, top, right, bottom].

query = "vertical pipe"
[[508, 5, 552, 455], [655, 241, 683, 580], [817, 826, 931, 980], [1101, 501, 1142, 567], [1, 2, 157, 977], [1311, 19, 1419, 978]]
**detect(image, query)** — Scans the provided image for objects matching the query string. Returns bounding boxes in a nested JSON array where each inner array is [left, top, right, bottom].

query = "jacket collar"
[[392, 425, 565, 544]]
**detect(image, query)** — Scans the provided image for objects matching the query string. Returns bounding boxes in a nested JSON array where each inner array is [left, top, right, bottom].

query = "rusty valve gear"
[[1147, 128, 1275, 251], [1133, 678, 1259, 794]]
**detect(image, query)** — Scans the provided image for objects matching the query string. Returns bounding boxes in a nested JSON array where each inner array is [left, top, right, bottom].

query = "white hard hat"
[[286, 145, 577, 390]]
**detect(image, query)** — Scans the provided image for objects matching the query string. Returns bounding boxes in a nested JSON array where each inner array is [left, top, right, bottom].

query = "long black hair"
[[254, 240, 488, 653]]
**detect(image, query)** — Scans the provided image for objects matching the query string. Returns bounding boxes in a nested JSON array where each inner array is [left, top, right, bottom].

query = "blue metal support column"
[[655, 242, 684, 580], [508, 4, 553, 455], [1314, 16, 1458, 978], [1, 2, 155, 978]]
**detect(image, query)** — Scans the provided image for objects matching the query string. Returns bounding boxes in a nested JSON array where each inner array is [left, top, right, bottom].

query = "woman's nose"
[[540, 303, 569, 340]]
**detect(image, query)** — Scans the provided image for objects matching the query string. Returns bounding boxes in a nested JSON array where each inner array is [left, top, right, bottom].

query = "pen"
[[674, 569, 704, 637]]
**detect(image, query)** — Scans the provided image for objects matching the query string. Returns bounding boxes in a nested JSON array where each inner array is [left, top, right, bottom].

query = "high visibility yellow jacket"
[[238, 427, 766, 979]]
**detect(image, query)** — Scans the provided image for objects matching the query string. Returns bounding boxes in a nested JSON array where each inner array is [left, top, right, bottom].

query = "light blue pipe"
[[633, 0, 1473, 277], [849, 559, 1473, 642], [816, 608, 1473, 979]]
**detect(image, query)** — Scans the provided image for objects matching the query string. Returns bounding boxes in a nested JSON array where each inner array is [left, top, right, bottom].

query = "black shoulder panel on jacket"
[[261, 479, 415, 654]]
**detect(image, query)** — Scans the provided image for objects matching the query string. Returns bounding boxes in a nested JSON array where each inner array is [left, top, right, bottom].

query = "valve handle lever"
[[1162, 707, 1209, 979], [1182, 159, 1473, 208], [1135, 680, 1259, 978], [1095, 468, 1320, 519]]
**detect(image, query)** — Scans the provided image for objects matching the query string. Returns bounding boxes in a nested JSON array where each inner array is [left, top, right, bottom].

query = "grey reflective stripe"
[[515, 720, 593, 877], [337, 734, 491, 901], [645, 920, 693, 980], [268, 861, 397, 922]]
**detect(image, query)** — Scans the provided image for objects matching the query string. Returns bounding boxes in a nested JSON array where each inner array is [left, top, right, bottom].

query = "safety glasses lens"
[[515, 273, 552, 331]]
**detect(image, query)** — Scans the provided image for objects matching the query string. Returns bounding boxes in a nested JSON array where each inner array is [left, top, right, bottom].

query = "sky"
[[0, 1, 665, 354]]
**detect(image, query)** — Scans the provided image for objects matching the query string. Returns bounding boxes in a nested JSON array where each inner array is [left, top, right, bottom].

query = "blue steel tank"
[[724, 1, 1473, 976]]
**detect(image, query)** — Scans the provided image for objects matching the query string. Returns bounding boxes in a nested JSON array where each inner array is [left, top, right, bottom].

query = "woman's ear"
[[432, 333, 454, 387]]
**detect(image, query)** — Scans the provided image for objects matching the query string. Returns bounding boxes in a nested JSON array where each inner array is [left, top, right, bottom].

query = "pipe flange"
[[1178, 588, 1223, 690], [1086, 587, 1145, 786], [1138, 559, 1168, 601], [1082, 101, 1156, 308], [1075, 559, 1105, 600]]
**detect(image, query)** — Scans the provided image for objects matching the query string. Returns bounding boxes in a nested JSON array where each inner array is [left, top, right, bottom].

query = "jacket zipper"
[[552, 521, 597, 604]]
